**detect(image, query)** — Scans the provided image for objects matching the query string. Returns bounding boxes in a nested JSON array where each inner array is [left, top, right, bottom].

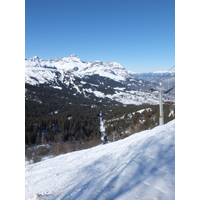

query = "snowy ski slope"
[[25, 120, 175, 200]]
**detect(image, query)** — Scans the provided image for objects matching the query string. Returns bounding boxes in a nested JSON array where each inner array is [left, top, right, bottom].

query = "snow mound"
[[25, 120, 175, 200]]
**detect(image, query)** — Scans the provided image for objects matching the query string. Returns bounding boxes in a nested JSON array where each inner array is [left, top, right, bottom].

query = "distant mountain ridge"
[[25, 55, 175, 105], [25, 54, 129, 83]]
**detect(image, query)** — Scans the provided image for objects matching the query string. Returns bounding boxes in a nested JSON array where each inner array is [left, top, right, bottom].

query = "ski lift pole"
[[149, 81, 172, 126], [149, 65, 175, 125], [159, 87, 164, 125]]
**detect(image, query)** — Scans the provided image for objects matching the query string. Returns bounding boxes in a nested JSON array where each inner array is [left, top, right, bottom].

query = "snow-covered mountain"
[[25, 54, 129, 83], [25, 119, 175, 200], [25, 55, 175, 105]]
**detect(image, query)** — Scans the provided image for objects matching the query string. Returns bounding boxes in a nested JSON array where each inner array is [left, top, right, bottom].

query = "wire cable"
[[155, 65, 175, 85]]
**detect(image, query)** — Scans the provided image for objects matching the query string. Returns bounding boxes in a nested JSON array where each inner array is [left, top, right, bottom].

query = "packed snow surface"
[[25, 120, 175, 200]]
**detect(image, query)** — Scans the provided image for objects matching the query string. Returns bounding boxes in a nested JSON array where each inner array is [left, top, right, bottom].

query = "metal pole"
[[159, 88, 164, 125]]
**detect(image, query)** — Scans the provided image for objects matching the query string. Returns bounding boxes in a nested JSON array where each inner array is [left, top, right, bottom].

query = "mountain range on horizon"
[[25, 54, 175, 106], [25, 54, 175, 74]]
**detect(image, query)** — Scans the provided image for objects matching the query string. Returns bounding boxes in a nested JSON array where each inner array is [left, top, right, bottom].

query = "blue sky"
[[25, 0, 175, 72]]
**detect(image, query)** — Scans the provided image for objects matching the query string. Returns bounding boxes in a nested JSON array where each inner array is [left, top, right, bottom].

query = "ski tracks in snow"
[[25, 120, 175, 200]]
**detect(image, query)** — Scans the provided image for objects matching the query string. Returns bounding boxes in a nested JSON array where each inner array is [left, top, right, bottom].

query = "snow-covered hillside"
[[25, 55, 175, 105], [25, 54, 129, 84], [25, 120, 175, 200]]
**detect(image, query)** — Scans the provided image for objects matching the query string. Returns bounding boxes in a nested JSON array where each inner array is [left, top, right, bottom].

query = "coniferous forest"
[[25, 83, 175, 163]]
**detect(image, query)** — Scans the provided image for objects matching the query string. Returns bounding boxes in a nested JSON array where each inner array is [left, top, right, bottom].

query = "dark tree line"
[[25, 83, 175, 146], [25, 105, 101, 145], [105, 104, 175, 140]]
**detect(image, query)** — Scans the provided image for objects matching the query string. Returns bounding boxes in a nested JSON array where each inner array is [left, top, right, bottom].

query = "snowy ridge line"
[[25, 54, 129, 83], [25, 120, 175, 200], [25, 55, 175, 105]]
